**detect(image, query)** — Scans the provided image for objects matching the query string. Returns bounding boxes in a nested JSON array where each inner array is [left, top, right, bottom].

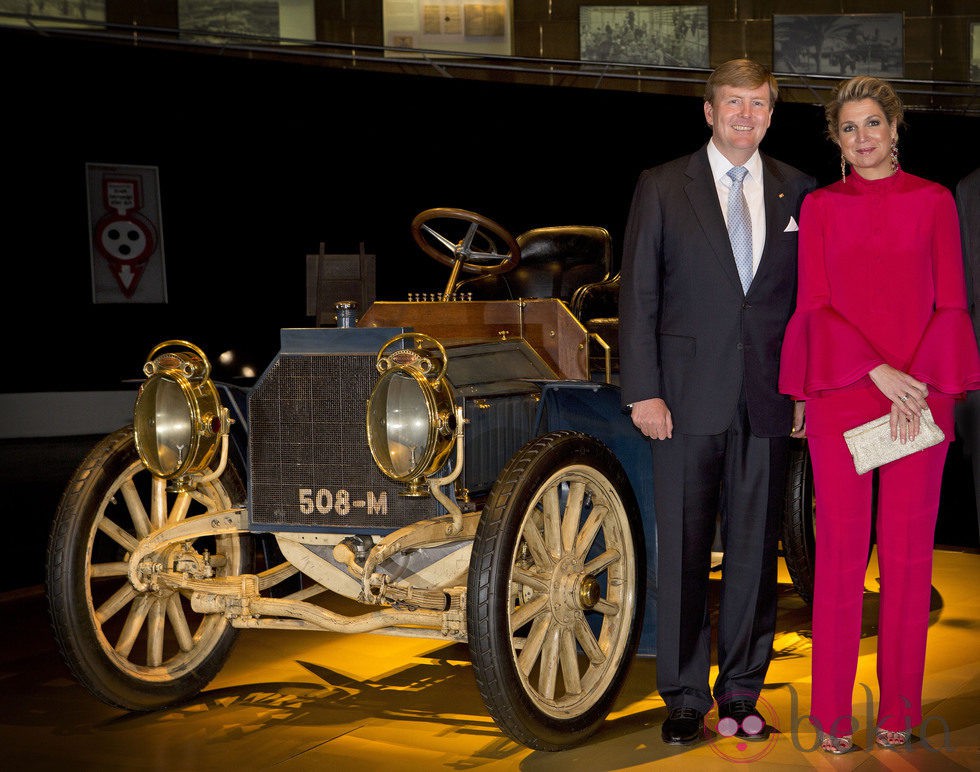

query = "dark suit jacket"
[[619, 144, 815, 438], [956, 167, 980, 345]]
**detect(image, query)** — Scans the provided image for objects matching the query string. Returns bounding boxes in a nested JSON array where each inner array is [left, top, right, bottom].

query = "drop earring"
[[890, 140, 899, 173], [840, 154, 847, 183]]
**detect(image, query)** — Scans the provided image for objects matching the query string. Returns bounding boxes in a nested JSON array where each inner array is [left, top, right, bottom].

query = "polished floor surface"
[[3, 547, 979, 772]]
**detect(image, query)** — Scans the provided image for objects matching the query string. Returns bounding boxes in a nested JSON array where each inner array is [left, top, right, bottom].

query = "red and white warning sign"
[[87, 164, 168, 303]]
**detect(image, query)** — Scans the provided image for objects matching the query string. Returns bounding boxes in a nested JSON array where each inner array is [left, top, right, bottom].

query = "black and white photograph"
[[774, 13, 903, 78], [178, 0, 279, 42], [579, 5, 708, 68], [0, 0, 104, 25]]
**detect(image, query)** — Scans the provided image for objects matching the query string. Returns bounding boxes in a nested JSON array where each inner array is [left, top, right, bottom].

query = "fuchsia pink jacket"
[[779, 168, 980, 432]]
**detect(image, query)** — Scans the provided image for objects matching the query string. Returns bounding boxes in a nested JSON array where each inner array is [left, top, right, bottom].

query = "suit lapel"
[[752, 156, 790, 293], [684, 147, 743, 290]]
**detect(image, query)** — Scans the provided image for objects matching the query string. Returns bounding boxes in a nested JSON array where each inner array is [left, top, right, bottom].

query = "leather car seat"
[[459, 225, 613, 302]]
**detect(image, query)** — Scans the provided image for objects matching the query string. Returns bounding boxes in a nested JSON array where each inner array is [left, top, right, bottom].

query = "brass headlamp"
[[366, 333, 456, 496], [133, 340, 229, 480]]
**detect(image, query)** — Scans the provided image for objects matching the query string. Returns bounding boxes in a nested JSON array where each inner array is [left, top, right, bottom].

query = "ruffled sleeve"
[[780, 306, 884, 399], [908, 308, 980, 395], [907, 188, 980, 395]]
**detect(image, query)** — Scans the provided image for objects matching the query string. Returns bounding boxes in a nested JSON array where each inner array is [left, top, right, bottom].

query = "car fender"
[[534, 380, 657, 656]]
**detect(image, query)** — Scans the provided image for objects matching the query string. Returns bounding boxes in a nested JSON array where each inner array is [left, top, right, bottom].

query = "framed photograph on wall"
[[972, 22, 980, 82], [773, 14, 903, 78], [579, 5, 708, 68], [178, 1, 278, 42], [0, 0, 105, 27]]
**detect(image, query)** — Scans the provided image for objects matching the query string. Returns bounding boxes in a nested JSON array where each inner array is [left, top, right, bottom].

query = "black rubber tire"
[[46, 426, 252, 711], [782, 438, 877, 606], [782, 439, 817, 605], [467, 431, 645, 751]]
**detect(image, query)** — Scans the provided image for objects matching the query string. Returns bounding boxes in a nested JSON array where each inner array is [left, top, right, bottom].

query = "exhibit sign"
[[86, 163, 168, 304], [383, 0, 512, 57]]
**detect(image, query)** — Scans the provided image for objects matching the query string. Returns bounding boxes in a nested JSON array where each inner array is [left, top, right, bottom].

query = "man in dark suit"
[[619, 59, 815, 745], [956, 167, 980, 540]]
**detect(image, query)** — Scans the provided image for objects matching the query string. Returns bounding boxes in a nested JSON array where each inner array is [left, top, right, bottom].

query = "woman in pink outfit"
[[779, 76, 980, 754]]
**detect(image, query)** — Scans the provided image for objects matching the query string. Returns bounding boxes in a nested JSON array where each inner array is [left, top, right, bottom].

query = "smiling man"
[[619, 59, 816, 746]]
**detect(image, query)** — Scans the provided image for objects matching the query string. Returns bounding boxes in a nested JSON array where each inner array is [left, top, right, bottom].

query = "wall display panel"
[[579, 5, 708, 68], [383, 0, 512, 57], [773, 14, 903, 79], [179, 0, 278, 41], [178, 0, 315, 43], [972, 23, 980, 82], [0, 0, 104, 27]]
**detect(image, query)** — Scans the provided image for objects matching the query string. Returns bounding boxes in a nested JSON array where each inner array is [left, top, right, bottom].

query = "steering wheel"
[[411, 208, 521, 297]]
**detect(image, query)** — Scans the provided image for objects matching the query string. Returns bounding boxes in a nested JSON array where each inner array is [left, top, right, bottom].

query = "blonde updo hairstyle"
[[825, 75, 904, 145]]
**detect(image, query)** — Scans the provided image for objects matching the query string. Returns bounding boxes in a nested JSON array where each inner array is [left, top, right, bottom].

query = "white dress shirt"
[[706, 139, 766, 274]]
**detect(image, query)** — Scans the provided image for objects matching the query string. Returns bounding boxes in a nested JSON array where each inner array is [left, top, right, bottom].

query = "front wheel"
[[467, 431, 645, 751], [46, 426, 252, 711]]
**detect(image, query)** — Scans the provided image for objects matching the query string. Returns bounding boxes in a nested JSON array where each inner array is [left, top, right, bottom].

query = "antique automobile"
[[46, 207, 816, 751]]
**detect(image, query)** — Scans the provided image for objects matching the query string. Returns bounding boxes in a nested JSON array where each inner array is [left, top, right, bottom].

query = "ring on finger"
[[899, 395, 909, 402]]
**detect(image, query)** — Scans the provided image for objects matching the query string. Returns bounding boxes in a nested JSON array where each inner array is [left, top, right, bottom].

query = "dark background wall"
[[0, 25, 976, 596], [97, 0, 980, 87], [5, 25, 979, 393]]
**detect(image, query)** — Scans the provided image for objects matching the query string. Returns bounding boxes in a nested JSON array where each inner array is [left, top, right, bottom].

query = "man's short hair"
[[705, 59, 778, 107]]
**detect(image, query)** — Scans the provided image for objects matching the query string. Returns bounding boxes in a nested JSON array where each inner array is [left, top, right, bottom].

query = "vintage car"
[[45, 208, 816, 751]]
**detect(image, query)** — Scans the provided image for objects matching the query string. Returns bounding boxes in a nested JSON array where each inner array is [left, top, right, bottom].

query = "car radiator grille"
[[248, 350, 543, 533], [248, 352, 434, 532]]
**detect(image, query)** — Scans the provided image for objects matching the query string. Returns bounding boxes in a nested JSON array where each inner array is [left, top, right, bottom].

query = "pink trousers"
[[806, 430, 948, 738]]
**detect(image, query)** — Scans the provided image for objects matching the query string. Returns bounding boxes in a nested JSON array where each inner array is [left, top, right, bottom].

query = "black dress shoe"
[[718, 699, 771, 741], [661, 706, 705, 745]]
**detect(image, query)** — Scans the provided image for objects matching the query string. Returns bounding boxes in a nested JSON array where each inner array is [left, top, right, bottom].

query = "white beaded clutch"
[[843, 406, 945, 475]]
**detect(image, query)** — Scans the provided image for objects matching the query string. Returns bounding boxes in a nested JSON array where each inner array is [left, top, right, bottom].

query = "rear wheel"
[[782, 438, 876, 605], [46, 426, 251, 711], [467, 431, 644, 750]]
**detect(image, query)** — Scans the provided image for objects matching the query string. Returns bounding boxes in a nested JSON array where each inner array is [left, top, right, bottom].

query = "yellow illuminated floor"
[[2, 548, 978, 771]]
